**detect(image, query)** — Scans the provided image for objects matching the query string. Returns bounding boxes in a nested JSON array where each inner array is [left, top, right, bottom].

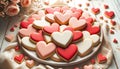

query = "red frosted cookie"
[[104, 11, 115, 19], [97, 53, 107, 64], [43, 23, 60, 35], [19, 24, 36, 37], [45, 14, 55, 23], [14, 54, 24, 64], [30, 30, 44, 43], [36, 41, 56, 59], [69, 17, 87, 30], [86, 18, 94, 24], [56, 44, 78, 61], [54, 12, 71, 25], [86, 23, 100, 35]]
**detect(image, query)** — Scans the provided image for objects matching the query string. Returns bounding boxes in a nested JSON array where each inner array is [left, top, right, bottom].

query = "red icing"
[[86, 18, 94, 24], [86, 23, 100, 35], [90, 59, 95, 64], [45, 7, 61, 14], [104, 11, 115, 19], [43, 23, 60, 34], [110, 20, 116, 26], [113, 38, 118, 43], [10, 27, 14, 32], [72, 31, 83, 41], [97, 53, 107, 63], [20, 21, 32, 28], [56, 44, 78, 61], [14, 54, 24, 63], [92, 8, 100, 14], [104, 4, 109, 9], [30, 30, 44, 42]]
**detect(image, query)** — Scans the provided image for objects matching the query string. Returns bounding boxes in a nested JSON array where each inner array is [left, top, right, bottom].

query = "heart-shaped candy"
[[104, 11, 114, 19], [86, 23, 100, 35], [33, 18, 50, 29], [43, 23, 60, 34], [69, 17, 87, 30], [56, 44, 78, 61], [52, 30, 73, 48], [45, 7, 61, 14], [30, 30, 44, 43], [21, 37, 36, 50], [36, 41, 56, 59], [91, 8, 100, 14], [83, 64, 94, 69], [54, 12, 71, 25], [26, 60, 34, 68], [76, 38, 93, 57], [19, 24, 36, 37], [45, 14, 55, 23], [14, 54, 24, 64], [97, 53, 107, 64]]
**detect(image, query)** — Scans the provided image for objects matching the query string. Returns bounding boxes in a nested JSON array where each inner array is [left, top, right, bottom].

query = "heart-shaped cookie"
[[26, 60, 34, 68], [21, 37, 36, 50], [90, 34, 100, 46], [45, 7, 61, 14], [91, 8, 100, 14], [104, 11, 114, 19], [69, 17, 87, 30], [14, 54, 24, 64], [20, 20, 33, 28], [50, 53, 62, 62], [36, 41, 56, 59], [56, 44, 78, 61], [43, 23, 60, 34], [86, 23, 100, 35], [83, 64, 94, 69], [19, 24, 36, 37], [51, 30, 73, 48], [44, 34, 52, 43], [45, 14, 55, 23], [54, 12, 71, 25], [30, 30, 44, 43], [86, 18, 94, 24], [97, 53, 107, 64], [76, 38, 93, 57], [33, 18, 50, 29]]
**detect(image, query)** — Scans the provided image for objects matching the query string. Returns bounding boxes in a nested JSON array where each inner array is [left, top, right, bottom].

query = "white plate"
[[17, 30, 103, 66]]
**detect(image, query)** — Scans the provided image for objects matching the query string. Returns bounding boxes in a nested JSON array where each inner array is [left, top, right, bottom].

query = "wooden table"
[[0, 0, 120, 69]]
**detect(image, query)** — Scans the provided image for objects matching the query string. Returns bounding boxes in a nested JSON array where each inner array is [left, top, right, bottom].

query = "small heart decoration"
[[45, 14, 55, 23], [104, 11, 115, 19], [26, 60, 34, 68], [36, 41, 56, 59], [91, 8, 100, 14], [97, 53, 107, 63], [14, 54, 24, 64], [56, 44, 78, 61]]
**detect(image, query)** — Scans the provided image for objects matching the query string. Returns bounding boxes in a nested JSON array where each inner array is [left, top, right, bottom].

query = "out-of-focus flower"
[[20, 0, 32, 7], [5, 4, 20, 16]]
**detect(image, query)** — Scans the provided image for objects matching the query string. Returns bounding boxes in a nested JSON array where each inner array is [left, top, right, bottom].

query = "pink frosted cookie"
[[43, 23, 60, 35], [19, 24, 36, 37], [69, 17, 87, 30], [26, 60, 34, 68], [5, 34, 14, 42], [36, 41, 56, 59]]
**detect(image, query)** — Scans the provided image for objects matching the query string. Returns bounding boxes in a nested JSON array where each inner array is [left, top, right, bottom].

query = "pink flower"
[[11, 0, 20, 4], [20, 0, 32, 7], [5, 4, 20, 16]]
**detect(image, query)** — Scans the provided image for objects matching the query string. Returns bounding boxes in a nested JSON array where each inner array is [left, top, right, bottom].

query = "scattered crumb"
[[100, 16, 104, 20], [113, 38, 118, 43], [44, 2, 49, 5], [86, 3, 90, 6], [25, 56, 29, 60], [5, 34, 14, 42], [78, 4, 82, 7], [111, 27, 115, 30], [14, 46, 20, 51], [14, 23, 19, 27], [90, 59, 95, 64], [85, 8, 88, 11], [104, 20, 108, 23]]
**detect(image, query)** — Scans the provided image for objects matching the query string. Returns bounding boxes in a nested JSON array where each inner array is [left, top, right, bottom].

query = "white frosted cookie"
[[21, 37, 36, 50], [51, 30, 73, 48], [90, 35, 100, 46], [76, 38, 93, 57], [82, 31, 90, 39], [33, 17, 50, 29], [60, 25, 67, 32], [51, 53, 62, 62], [44, 34, 52, 43]]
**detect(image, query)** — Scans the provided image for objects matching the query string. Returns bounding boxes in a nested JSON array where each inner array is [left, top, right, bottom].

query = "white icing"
[[21, 37, 36, 49], [90, 35, 100, 46], [44, 34, 52, 43], [60, 25, 67, 32], [82, 31, 90, 39], [52, 30, 73, 47]]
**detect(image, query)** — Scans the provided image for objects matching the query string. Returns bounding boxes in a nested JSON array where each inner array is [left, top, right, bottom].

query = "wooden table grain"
[[0, 0, 120, 69]]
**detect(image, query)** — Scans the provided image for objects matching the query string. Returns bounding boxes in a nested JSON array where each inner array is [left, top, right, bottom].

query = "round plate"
[[17, 30, 103, 66]]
